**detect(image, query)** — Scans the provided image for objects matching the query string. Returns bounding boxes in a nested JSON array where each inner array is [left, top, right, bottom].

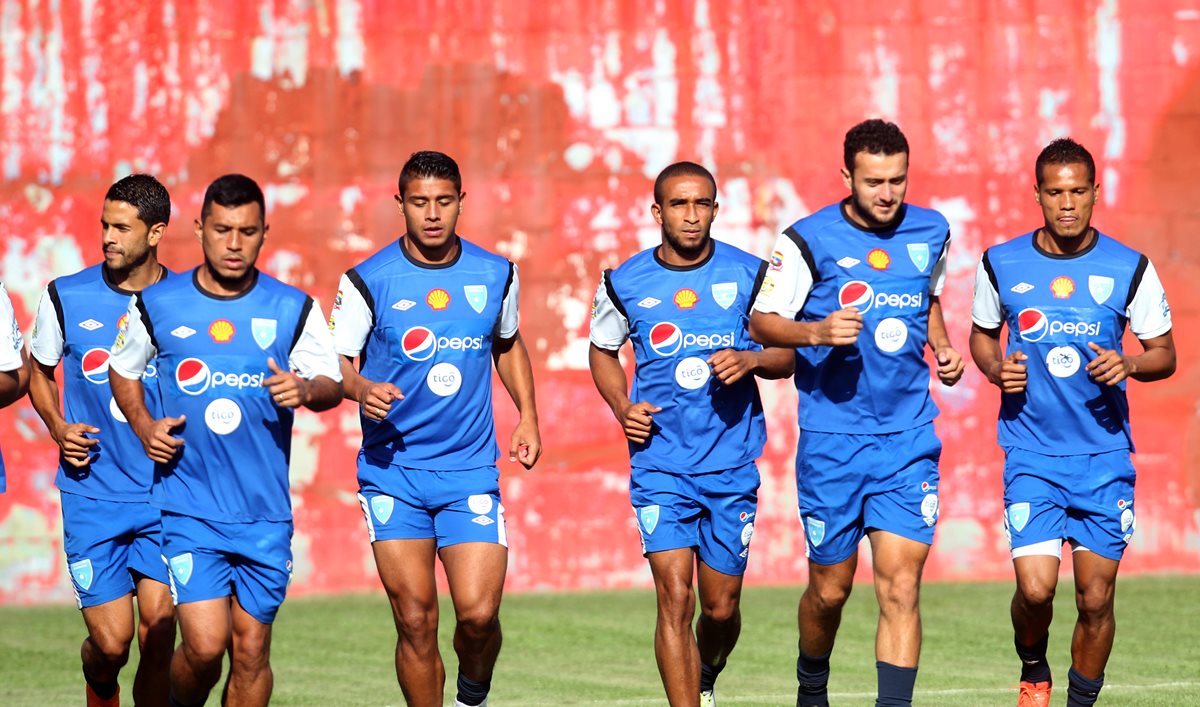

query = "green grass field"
[[2, 575, 1197, 705]]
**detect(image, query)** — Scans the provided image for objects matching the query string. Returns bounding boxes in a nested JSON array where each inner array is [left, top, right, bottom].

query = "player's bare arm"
[[264, 356, 342, 411], [707, 346, 794, 385], [0, 348, 28, 408], [493, 331, 541, 468], [927, 295, 964, 386], [338, 354, 403, 421], [1086, 331, 1176, 386], [589, 343, 660, 445], [110, 371, 185, 464], [969, 323, 1028, 394], [28, 359, 98, 467], [749, 308, 862, 348]]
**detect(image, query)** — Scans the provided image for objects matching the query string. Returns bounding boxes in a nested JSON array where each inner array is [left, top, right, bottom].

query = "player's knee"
[[656, 581, 697, 621], [699, 592, 740, 624], [806, 578, 852, 612], [89, 632, 133, 667], [1017, 577, 1057, 608], [392, 600, 439, 643], [1074, 583, 1115, 621], [455, 603, 501, 641], [875, 577, 920, 614], [138, 610, 176, 650], [181, 634, 226, 668]]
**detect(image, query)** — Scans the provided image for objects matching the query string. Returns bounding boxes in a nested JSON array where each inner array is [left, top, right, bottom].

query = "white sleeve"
[[930, 231, 951, 295], [108, 295, 155, 379], [588, 272, 629, 350], [495, 264, 519, 339], [328, 273, 374, 357], [752, 233, 814, 319], [29, 285, 64, 366], [289, 302, 343, 382], [1127, 259, 1172, 339], [970, 257, 1003, 329], [0, 282, 23, 371]]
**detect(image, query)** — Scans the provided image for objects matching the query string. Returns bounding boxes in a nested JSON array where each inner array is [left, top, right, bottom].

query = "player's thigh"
[[373, 538, 440, 612], [1003, 448, 1072, 557], [693, 462, 759, 577], [696, 560, 745, 620], [440, 542, 508, 622], [133, 574, 175, 627], [176, 598, 233, 662], [81, 594, 136, 651], [796, 431, 872, 565], [1065, 450, 1137, 562], [862, 424, 941, 547], [61, 493, 138, 608], [227, 519, 293, 626], [631, 468, 703, 556], [229, 593, 274, 667]]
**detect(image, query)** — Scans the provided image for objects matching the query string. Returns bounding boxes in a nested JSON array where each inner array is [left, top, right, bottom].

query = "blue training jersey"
[[592, 240, 769, 474], [31, 265, 170, 502], [974, 231, 1172, 455], [333, 237, 516, 471]]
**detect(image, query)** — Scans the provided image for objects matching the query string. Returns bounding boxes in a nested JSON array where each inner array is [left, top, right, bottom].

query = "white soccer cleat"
[[700, 689, 716, 707]]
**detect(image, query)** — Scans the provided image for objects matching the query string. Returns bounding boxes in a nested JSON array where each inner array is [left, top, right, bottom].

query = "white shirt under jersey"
[[0, 282, 22, 372]]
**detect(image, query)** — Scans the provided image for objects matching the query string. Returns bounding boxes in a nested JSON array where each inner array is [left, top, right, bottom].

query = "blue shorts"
[[1003, 447, 1136, 561], [630, 463, 760, 577], [797, 424, 941, 565], [61, 492, 169, 609], [357, 458, 506, 549], [161, 512, 293, 625]]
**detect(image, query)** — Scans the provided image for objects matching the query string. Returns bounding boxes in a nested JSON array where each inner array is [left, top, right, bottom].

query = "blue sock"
[[796, 650, 831, 707], [875, 661, 917, 706], [1066, 667, 1104, 706], [700, 662, 722, 692], [1015, 633, 1052, 685], [456, 670, 490, 706]]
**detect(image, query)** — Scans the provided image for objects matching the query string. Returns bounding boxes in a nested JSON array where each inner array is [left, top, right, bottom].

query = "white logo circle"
[[1046, 345, 1080, 378], [740, 522, 755, 546], [1120, 508, 1135, 534], [426, 362, 462, 397], [109, 396, 128, 424], [674, 356, 711, 390], [204, 398, 242, 435], [921, 493, 939, 519], [874, 317, 908, 353], [468, 494, 494, 515]]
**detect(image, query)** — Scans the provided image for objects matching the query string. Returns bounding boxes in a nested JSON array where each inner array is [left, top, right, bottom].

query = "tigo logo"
[[209, 319, 235, 343], [426, 289, 450, 310], [81, 348, 111, 384], [867, 249, 890, 270], [673, 288, 698, 309], [1050, 276, 1075, 299], [402, 327, 437, 361], [838, 281, 874, 311]]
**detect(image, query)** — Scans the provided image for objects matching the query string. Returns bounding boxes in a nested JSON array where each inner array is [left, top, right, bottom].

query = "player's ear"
[[841, 167, 852, 191], [393, 193, 403, 210], [193, 218, 203, 241], [711, 201, 719, 221], [147, 222, 166, 247], [651, 201, 663, 225], [262, 223, 270, 240], [458, 191, 466, 211]]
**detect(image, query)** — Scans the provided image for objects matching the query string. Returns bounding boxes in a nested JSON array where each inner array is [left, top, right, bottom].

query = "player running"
[[109, 174, 343, 707], [589, 161, 793, 707], [970, 138, 1175, 707], [750, 119, 964, 707], [329, 151, 541, 707], [29, 175, 176, 707]]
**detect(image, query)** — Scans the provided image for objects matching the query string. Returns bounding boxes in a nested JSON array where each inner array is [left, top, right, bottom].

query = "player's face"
[[195, 202, 267, 284], [652, 174, 718, 260], [101, 199, 160, 273], [1036, 162, 1097, 240], [397, 178, 463, 251], [843, 151, 908, 229]]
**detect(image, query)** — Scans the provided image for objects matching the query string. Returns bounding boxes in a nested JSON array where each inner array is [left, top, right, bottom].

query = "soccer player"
[[970, 138, 1175, 707], [28, 174, 176, 707], [0, 280, 30, 495], [108, 174, 343, 707], [589, 162, 794, 707], [749, 119, 964, 707], [328, 151, 540, 707]]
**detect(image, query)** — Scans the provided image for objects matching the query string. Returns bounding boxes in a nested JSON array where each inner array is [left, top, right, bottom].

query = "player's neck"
[[656, 239, 712, 268], [1036, 226, 1096, 256], [104, 256, 164, 293], [196, 263, 256, 297], [403, 234, 460, 265]]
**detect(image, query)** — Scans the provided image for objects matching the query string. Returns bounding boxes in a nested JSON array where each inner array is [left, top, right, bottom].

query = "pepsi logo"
[[81, 348, 111, 384], [402, 326, 437, 361], [649, 322, 683, 357], [1018, 308, 1048, 342], [838, 280, 874, 312], [176, 358, 211, 395]]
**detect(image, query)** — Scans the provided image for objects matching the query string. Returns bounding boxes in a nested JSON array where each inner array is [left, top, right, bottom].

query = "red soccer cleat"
[[1018, 680, 1051, 707]]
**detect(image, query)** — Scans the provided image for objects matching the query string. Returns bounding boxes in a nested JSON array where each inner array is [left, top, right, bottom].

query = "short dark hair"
[[398, 151, 462, 196], [105, 174, 171, 227], [1035, 138, 1095, 186], [201, 174, 265, 222], [843, 119, 909, 172], [653, 161, 717, 205]]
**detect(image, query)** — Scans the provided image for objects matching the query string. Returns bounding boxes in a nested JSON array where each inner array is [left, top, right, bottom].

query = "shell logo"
[[867, 249, 890, 270], [209, 319, 235, 343], [426, 288, 451, 310], [673, 288, 699, 309], [1050, 276, 1075, 299]]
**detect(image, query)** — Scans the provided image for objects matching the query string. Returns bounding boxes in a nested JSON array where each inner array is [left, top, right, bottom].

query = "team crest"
[[1088, 275, 1114, 305], [805, 518, 826, 547], [69, 559, 94, 591], [169, 553, 194, 586], [907, 243, 930, 272], [464, 285, 488, 314], [251, 318, 277, 349], [711, 282, 737, 310], [639, 505, 660, 535], [1007, 503, 1031, 533], [371, 495, 395, 524]]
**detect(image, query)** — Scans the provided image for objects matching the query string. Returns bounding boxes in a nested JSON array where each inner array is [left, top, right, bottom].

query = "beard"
[[848, 189, 900, 229], [662, 225, 710, 260]]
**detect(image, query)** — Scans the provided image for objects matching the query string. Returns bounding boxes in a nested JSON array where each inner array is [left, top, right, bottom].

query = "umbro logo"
[[637, 297, 661, 309], [1010, 282, 1035, 294], [392, 299, 416, 311], [836, 257, 860, 268], [78, 319, 103, 331], [472, 516, 495, 526], [170, 326, 196, 339]]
